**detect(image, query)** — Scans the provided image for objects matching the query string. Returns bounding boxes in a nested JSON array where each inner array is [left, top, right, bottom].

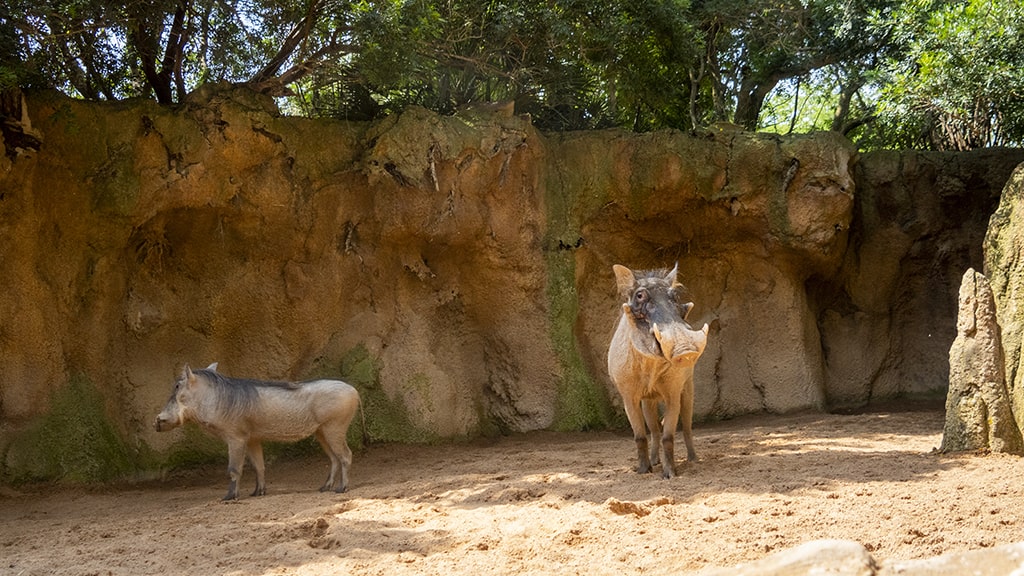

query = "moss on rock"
[[543, 148, 615, 430], [338, 344, 438, 444], [2, 375, 141, 483], [546, 250, 615, 431]]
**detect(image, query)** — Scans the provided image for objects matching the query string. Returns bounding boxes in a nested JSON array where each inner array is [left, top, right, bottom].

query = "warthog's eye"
[[630, 289, 650, 320], [634, 289, 648, 304]]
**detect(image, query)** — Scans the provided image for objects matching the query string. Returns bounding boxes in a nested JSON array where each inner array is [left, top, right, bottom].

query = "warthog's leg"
[[247, 440, 267, 496], [660, 399, 682, 479], [680, 378, 697, 462], [623, 399, 652, 474], [314, 430, 339, 492], [315, 425, 351, 493], [224, 437, 247, 501], [335, 436, 352, 493], [641, 400, 662, 467]]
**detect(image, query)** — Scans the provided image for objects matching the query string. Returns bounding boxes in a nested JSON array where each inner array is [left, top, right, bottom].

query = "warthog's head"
[[154, 362, 217, 432], [613, 263, 708, 364]]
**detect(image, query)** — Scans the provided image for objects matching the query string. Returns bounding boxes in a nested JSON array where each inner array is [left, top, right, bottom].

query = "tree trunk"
[[128, 1, 190, 105], [734, 75, 779, 130]]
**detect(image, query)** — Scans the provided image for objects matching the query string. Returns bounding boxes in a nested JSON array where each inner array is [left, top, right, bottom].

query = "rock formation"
[[1, 85, 1023, 481], [942, 268, 1023, 453], [701, 539, 1024, 575], [821, 149, 1024, 410], [983, 164, 1024, 436]]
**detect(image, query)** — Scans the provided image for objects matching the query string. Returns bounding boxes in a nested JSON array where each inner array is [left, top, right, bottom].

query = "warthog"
[[155, 363, 361, 500], [608, 264, 709, 478]]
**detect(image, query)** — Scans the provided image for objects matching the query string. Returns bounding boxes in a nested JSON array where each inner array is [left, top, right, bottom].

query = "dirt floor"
[[3, 405, 1024, 576]]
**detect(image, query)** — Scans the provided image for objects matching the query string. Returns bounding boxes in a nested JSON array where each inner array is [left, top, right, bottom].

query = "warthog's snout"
[[154, 413, 179, 432], [652, 322, 709, 364]]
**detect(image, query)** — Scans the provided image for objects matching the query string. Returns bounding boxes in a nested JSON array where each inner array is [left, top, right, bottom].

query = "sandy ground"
[[3, 405, 1024, 576]]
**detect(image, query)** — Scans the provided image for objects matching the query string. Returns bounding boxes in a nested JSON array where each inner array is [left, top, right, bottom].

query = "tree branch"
[[249, 39, 359, 95], [250, 0, 326, 84]]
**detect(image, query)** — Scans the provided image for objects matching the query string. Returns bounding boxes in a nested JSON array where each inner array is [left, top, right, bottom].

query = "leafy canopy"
[[1, 0, 1021, 148]]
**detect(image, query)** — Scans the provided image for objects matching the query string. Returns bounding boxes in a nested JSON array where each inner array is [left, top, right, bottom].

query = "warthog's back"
[[238, 378, 359, 442]]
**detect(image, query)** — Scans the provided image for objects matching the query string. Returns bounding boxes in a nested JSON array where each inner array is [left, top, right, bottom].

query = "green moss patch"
[[2, 375, 141, 484], [160, 424, 228, 470], [546, 251, 615, 431], [313, 344, 438, 445], [544, 154, 615, 431]]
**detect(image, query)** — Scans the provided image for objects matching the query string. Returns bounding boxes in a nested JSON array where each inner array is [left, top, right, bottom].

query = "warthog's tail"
[[357, 396, 370, 449]]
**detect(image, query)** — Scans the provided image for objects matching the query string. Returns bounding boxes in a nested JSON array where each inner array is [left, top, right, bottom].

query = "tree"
[[870, 0, 1024, 150], [1, 0, 1023, 149], [2, 0, 358, 104], [684, 0, 901, 131]]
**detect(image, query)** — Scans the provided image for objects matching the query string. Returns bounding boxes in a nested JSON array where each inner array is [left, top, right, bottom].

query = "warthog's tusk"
[[652, 323, 676, 361]]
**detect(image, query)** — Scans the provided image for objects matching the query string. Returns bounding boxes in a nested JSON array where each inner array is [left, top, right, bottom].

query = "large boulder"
[[984, 163, 1024, 435], [700, 539, 875, 576], [942, 268, 1023, 454], [701, 539, 1024, 575]]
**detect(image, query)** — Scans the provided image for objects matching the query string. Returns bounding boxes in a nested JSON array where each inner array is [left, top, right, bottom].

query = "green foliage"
[[867, 0, 1024, 149], [2, 0, 1021, 147], [1, 375, 142, 484]]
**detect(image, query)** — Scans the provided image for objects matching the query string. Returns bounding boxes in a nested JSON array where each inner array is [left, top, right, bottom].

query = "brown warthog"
[[155, 363, 361, 500], [608, 264, 709, 478]]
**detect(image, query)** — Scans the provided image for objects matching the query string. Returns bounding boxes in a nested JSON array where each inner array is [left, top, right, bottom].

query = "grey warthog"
[[155, 363, 361, 500], [608, 264, 709, 478]]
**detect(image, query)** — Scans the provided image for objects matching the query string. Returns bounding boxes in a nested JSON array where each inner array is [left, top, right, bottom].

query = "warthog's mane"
[[634, 268, 691, 296], [195, 369, 302, 419], [634, 267, 673, 280]]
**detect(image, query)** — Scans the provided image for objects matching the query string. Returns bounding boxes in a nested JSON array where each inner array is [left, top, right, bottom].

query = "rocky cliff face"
[[1, 86, 1021, 481], [984, 164, 1024, 435], [824, 149, 1024, 409]]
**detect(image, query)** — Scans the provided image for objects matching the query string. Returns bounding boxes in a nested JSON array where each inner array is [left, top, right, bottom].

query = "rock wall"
[[984, 164, 1024, 435], [823, 149, 1024, 409], [0, 86, 1022, 481]]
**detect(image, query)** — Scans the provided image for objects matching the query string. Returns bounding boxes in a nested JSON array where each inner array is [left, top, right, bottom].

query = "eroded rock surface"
[[984, 164, 1024, 437], [942, 268, 1023, 454], [1, 86, 1023, 479]]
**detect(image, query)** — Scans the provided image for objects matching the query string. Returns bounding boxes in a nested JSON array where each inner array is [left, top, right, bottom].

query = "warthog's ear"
[[613, 264, 636, 299], [183, 364, 198, 387], [664, 262, 679, 285], [205, 362, 219, 372]]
